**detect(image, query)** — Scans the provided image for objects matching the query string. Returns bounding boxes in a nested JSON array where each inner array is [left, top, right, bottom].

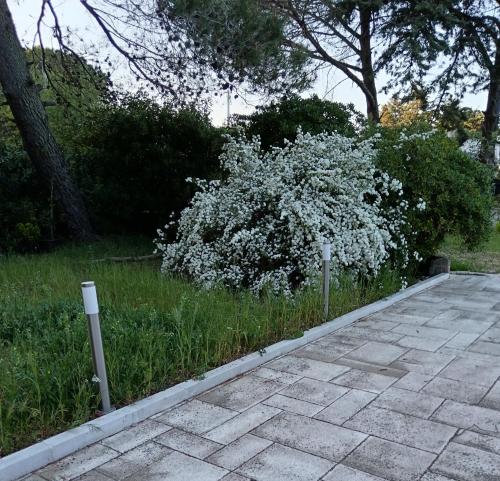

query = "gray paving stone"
[[332, 358, 406, 378], [356, 318, 400, 331], [438, 357, 500, 388], [155, 428, 222, 459], [345, 342, 408, 366], [391, 349, 455, 376], [251, 367, 302, 385], [392, 324, 456, 341], [38, 443, 119, 481], [252, 412, 366, 461], [469, 340, 500, 356], [344, 406, 456, 453], [396, 336, 447, 352], [20, 476, 48, 481], [97, 442, 168, 480], [198, 375, 285, 411], [480, 381, 500, 410], [332, 369, 397, 393], [75, 472, 115, 481], [314, 389, 376, 425], [393, 372, 433, 391], [400, 306, 445, 319], [156, 399, 237, 434], [454, 309, 499, 324], [206, 434, 272, 470], [316, 333, 367, 349], [336, 326, 403, 343], [204, 404, 281, 444], [323, 464, 388, 481], [369, 311, 428, 326], [279, 377, 349, 406], [479, 326, 500, 343], [437, 346, 500, 364], [236, 443, 333, 481], [443, 332, 480, 350], [263, 394, 323, 417], [422, 376, 489, 404], [425, 311, 493, 334], [372, 387, 443, 418], [420, 474, 458, 481], [220, 475, 250, 481], [122, 449, 228, 481], [292, 342, 353, 363], [432, 442, 500, 481], [446, 299, 496, 312], [454, 430, 500, 456], [100, 419, 170, 453], [344, 437, 436, 481], [266, 355, 349, 381], [432, 399, 500, 433]]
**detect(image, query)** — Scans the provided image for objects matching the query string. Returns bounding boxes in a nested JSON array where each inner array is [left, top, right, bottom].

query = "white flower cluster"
[[156, 131, 408, 295], [460, 138, 482, 160]]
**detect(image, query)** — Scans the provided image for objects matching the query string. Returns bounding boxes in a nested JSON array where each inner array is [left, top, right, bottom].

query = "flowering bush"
[[156, 131, 409, 294]]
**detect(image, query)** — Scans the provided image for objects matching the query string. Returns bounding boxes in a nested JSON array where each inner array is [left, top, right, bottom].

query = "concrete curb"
[[1, 273, 449, 481]]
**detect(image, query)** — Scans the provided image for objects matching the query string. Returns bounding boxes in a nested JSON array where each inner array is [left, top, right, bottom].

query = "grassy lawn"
[[0, 237, 402, 455], [439, 227, 500, 273]]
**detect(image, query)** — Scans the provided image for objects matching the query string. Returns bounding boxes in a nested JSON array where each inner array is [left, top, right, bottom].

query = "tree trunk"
[[0, 0, 95, 240], [482, 46, 500, 144], [359, 7, 380, 123]]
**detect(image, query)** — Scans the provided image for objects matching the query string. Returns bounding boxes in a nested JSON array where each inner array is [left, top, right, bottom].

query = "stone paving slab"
[[236, 443, 333, 481], [343, 437, 436, 481], [252, 411, 367, 461], [432, 442, 500, 481], [19, 274, 500, 481], [344, 406, 456, 453]]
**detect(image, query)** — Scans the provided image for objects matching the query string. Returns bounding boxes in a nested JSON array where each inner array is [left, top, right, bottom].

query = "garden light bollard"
[[81, 281, 113, 414], [322, 242, 331, 320]]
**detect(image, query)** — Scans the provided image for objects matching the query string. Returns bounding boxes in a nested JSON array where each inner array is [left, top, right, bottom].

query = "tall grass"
[[0, 237, 402, 455]]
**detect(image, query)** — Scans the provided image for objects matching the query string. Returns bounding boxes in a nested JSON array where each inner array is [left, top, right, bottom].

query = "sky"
[[8, 0, 487, 126]]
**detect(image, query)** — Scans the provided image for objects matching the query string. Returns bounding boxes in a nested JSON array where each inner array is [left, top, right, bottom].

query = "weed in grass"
[[0, 237, 402, 455]]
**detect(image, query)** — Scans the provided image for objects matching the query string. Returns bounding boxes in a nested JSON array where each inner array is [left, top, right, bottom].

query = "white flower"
[[416, 198, 426, 211], [460, 138, 482, 160]]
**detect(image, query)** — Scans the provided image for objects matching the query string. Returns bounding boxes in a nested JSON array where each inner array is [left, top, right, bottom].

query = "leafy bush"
[[374, 125, 493, 269], [0, 141, 51, 253], [234, 95, 364, 150], [71, 96, 225, 235], [157, 131, 409, 294]]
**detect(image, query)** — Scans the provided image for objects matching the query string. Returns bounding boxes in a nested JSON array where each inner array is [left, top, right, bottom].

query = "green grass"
[[0, 237, 402, 455], [439, 227, 500, 273]]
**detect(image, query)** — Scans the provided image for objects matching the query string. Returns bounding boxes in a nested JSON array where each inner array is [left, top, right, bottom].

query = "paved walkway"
[[22, 274, 500, 481]]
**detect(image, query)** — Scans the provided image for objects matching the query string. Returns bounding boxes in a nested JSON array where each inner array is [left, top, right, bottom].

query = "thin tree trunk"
[[0, 0, 95, 240], [359, 7, 380, 123], [482, 47, 500, 143]]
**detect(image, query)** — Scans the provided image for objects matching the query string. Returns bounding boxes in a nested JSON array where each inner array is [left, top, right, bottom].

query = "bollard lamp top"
[[322, 242, 331, 261], [81, 281, 99, 315]]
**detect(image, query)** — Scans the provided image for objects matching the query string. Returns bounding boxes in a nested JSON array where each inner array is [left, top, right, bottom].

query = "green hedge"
[[374, 124, 494, 270]]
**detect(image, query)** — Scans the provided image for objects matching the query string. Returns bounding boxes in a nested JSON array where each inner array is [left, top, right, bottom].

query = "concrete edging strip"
[[0, 272, 449, 481]]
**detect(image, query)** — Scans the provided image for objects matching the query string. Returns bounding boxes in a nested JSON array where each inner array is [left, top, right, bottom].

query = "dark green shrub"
[[0, 141, 52, 253], [71, 96, 225, 235], [234, 95, 364, 150], [374, 124, 494, 270]]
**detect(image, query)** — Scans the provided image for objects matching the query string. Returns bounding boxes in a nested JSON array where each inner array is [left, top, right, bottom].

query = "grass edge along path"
[[0, 237, 402, 455]]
